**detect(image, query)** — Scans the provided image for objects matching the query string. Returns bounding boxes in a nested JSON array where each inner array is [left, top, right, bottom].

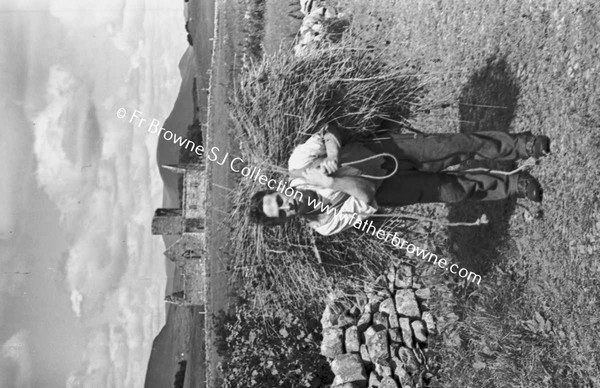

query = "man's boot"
[[517, 171, 543, 202], [526, 135, 551, 158]]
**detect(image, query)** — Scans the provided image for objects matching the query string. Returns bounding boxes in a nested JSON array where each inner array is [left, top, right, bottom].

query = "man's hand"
[[301, 167, 334, 188], [302, 167, 376, 204], [322, 123, 341, 172], [319, 156, 339, 175]]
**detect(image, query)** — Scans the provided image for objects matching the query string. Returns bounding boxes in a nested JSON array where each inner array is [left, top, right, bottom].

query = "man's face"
[[262, 192, 298, 220]]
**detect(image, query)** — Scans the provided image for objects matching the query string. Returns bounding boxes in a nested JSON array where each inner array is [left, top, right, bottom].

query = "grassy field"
[[354, 1, 600, 386], [219, 0, 600, 387]]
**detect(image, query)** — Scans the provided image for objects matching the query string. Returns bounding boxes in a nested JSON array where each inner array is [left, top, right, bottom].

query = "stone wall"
[[320, 264, 436, 388]]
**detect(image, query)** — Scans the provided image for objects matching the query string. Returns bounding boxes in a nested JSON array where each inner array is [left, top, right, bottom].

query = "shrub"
[[173, 360, 187, 388], [215, 304, 333, 388]]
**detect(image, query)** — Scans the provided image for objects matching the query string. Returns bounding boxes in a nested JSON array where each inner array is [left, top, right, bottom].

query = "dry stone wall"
[[320, 264, 436, 388]]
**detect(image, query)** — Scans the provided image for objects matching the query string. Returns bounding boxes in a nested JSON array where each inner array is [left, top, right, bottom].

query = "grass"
[[221, 0, 600, 387], [263, 0, 302, 55]]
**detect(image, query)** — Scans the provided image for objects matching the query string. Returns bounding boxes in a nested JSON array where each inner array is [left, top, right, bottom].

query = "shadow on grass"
[[447, 55, 520, 275]]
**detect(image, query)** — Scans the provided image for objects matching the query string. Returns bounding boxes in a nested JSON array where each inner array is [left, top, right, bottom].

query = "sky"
[[0, 0, 188, 386]]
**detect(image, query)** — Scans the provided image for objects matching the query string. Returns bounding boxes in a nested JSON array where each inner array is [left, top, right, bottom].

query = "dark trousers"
[[363, 131, 531, 206]]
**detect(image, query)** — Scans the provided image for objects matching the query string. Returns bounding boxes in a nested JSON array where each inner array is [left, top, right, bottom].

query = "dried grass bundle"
[[225, 45, 433, 314], [231, 45, 426, 164]]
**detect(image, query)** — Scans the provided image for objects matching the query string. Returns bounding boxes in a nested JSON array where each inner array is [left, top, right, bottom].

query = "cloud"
[[64, 222, 128, 318], [23, 1, 185, 386], [70, 289, 84, 318], [32, 66, 97, 222], [1, 330, 32, 388], [65, 329, 111, 388], [65, 268, 166, 387], [31, 51, 164, 320], [60, 103, 103, 167], [30, 66, 127, 314]]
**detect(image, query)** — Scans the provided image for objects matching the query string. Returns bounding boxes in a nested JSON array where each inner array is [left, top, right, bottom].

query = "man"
[[249, 123, 550, 236]]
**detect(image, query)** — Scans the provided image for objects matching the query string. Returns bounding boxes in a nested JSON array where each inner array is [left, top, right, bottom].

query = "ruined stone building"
[[152, 163, 206, 305]]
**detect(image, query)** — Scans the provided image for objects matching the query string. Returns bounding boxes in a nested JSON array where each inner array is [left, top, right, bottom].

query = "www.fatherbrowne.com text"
[[120, 108, 482, 285]]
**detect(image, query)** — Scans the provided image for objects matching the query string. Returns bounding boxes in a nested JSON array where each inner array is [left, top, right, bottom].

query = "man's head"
[[249, 190, 300, 226]]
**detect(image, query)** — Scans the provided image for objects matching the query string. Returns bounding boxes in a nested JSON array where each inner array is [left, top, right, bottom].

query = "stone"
[[375, 274, 388, 288], [366, 328, 389, 361], [415, 288, 431, 300], [422, 311, 436, 334], [412, 346, 426, 365], [374, 356, 392, 377], [395, 264, 413, 288], [338, 312, 357, 328], [345, 326, 360, 353], [368, 371, 381, 387], [321, 304, 337, 329], [367, 294, 383, 311], [386, 266, 396, 284], [357, 312, 372, 335], [373, 312, 389, 329], [331, 383, 364, 388], [424, 372, 435, 384], [399, 318, 414, 348], [360, 344, 372, 367], [378, 298, 399, 328], [321, 327, 344, 358], [364, 326, 377, 345], [395, 289, 421, 319], [411, 320, 427, 343], [379, 298, 395, 316], [397, 347, 419, 374], [388, 328, 402, 344], [395, 366, 413, 388], [391, 356, 403, 376], [380, 376, 399, 388], [387, 266, 396, 293], [389, 343, 400, 361], [331, 354, 367, 387]]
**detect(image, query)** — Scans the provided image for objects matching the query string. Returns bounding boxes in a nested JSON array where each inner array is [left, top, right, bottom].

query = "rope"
[[343, 152, 536, 179], [290, 152, 400, 182], [340, 152, 399, 179], [339, 211, 489, 227], [272, 147, 537, 229], [443, 158, 537, 176]]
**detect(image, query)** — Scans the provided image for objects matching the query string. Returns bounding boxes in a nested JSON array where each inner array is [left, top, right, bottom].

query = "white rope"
[[340, 152, 399, 179], [270, 149, 538, 229], [339, 212, 489, 227], [443, 158, 537, 176]]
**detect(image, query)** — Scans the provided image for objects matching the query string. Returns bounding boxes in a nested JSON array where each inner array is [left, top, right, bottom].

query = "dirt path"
[[201, 0, 242, 386]]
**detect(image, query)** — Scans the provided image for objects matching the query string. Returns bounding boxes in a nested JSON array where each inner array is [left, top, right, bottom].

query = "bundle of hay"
[[232, 46, 425, 164], [227, 46, 429, 313]]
